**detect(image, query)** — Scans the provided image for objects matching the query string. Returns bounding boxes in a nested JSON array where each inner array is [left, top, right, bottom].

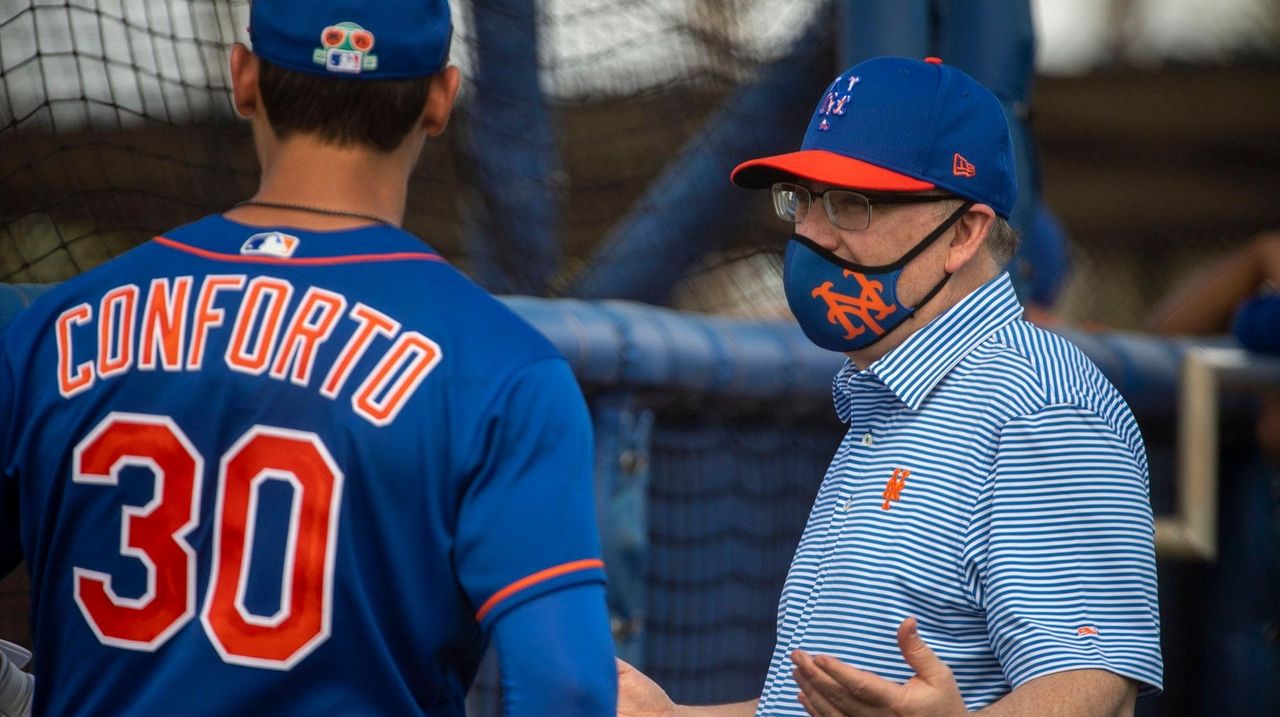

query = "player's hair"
[[257, 59, 431, 152]]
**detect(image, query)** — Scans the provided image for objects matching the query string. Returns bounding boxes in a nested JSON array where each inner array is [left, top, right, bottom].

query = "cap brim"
[[730, 150, 936, 192]]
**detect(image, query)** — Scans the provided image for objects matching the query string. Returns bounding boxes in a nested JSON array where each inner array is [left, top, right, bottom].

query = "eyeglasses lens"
[[772, 184, 807, 224], [824, 191, 871, 231]]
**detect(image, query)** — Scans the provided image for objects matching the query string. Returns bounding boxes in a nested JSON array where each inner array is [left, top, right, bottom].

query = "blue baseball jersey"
[[0, 215, 607, 715]]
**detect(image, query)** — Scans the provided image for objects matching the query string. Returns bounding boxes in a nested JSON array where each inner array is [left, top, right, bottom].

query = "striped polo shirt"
[[755, 273, 1162, 714]]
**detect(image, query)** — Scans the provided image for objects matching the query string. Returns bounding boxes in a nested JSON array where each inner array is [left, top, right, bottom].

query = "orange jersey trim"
[[153, 236, 447, 266], [475, 559, 605, 622]]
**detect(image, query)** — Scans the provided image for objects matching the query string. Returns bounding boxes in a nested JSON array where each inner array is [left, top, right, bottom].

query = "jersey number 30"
[[71, 412, 343, 671]]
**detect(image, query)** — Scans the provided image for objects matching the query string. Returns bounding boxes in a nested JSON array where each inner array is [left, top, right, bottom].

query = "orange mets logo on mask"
[[811, 269, 897, 339]]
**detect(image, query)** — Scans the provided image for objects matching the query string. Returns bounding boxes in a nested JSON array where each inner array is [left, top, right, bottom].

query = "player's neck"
[[241, 137, 412, 230]]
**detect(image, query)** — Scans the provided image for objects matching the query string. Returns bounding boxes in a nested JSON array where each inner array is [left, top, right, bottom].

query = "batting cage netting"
[[5, 1, 1280, 322], [0, 0, 816, 302]]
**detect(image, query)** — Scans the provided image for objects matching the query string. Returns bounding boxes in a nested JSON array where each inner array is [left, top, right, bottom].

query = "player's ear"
[[229, 43, 260, 118], [421, 66, 461, 137], [945, 202, 995, 274]]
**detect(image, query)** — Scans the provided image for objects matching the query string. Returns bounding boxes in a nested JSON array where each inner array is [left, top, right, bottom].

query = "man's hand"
[[617, 658, 676, 717], [792, 617, 968, 717]]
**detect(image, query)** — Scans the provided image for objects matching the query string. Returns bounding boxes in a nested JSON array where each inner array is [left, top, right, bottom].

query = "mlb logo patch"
[[326, 49, 364, 74], [241, 232, 300, 258]]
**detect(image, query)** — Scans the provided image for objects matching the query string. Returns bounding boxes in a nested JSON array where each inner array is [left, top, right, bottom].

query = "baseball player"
[[0, 1, 615, 714]]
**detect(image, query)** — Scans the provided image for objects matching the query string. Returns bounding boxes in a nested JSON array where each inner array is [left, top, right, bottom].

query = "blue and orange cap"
[[249, 0, 452, 80], [731, 56, 1017, 218]]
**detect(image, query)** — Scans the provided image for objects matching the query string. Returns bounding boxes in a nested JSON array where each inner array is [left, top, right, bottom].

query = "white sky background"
[[1033, 0, 1278, 74], [1, 0, 1276, 132]]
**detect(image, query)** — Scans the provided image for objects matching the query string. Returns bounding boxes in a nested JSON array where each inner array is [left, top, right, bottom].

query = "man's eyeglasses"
[[771, 182, 956, 232]]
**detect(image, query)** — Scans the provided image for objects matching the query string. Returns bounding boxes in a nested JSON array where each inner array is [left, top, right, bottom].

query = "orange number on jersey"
[[202, 427, 343, 669], [71, 415, 343, 670], [72, 413, 202, 650]]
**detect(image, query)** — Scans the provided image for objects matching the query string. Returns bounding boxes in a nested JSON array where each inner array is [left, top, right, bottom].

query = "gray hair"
[[985, 215, 1020, 267], [937, 200, 1020, 268]]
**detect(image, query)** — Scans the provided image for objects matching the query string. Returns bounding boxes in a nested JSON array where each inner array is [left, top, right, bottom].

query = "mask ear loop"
[[909, 264, 953, 310], [904, 201, 975, 309], [890, 200, 974, 269]]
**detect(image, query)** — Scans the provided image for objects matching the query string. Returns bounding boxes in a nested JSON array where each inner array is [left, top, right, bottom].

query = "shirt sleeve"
[[454, 357, 606, 630], [966, 403, 1162, 695], [492, 582, 617, 717]]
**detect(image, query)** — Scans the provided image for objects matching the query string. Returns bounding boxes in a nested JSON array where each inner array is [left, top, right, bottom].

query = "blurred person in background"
[[0, 1, 615, 715], [1147, 229, 1280, 463], [617, 55, 1161, 717]]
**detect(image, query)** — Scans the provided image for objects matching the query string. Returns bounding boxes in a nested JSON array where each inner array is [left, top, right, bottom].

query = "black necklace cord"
[[233, 199, 397, 227]]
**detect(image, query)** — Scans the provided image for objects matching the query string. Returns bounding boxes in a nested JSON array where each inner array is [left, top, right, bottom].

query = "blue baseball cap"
[[732, 56, 1017, 218], [249, 0, 452, 80]]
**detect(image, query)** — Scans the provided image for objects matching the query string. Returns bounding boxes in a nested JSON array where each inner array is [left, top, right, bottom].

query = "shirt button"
[[842, 496, 854, 511], [862, 432, 873, 447]]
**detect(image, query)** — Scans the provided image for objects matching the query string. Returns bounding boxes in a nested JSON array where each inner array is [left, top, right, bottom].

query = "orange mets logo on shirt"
[[811, 269, 897, 339], [881, 467, 910, 510], [880, 471, 911, 509]]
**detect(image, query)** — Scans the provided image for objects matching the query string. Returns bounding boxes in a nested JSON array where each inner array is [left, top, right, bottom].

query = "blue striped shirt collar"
[[834, 272, 1024, 416]]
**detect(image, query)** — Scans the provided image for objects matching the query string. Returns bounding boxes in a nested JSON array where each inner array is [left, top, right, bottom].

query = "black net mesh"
[[5, 2, 1280, 326], [1, 0, 253, 280], [646, 414, 842, 704], [0, 0, 816, 292]]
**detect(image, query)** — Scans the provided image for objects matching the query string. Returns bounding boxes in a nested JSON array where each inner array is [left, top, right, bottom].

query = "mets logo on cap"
[[241, 231, 300, 258], [313, 22, 378, 74]]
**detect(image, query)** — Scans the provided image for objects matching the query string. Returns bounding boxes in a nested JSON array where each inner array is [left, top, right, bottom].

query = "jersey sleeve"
[[966, 404, 1162, 695], [454, 357, 606, 630], [492, 582, 617, 717], [0, 336, 21, 577]]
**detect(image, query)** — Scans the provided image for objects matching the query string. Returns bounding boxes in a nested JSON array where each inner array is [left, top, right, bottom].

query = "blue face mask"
[[782, 201, 972, 352]]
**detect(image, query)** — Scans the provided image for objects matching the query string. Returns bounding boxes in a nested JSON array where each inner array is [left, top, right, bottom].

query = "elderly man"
[[618, 55, 1160, 717]]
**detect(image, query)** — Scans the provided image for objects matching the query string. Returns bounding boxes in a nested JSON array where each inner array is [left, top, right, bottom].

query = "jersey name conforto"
[[54, 274, 443, 427]]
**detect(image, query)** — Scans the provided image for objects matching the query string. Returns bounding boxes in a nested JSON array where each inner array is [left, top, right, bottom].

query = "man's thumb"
[[897, 617, 950, 683]]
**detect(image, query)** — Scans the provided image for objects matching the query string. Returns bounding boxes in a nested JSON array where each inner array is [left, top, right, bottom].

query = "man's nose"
[[797, 205, 840, 251]]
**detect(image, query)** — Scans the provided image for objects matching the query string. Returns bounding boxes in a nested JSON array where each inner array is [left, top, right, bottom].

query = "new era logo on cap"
[[953, 153, 976, 178]]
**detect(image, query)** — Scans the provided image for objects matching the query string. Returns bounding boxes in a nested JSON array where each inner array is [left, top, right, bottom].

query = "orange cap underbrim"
[[730, 150, 936, 192]]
